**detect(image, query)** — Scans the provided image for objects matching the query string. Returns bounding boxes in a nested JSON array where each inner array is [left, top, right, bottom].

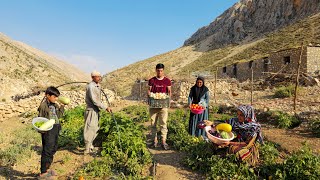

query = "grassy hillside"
[[104, 13, 320, 97]]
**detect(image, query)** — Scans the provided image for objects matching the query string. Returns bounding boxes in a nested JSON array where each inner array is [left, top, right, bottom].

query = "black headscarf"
[[190, 76, 209, 104]]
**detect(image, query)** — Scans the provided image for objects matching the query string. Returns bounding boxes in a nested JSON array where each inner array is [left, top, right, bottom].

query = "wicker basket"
[[149, 97, 170, 108]]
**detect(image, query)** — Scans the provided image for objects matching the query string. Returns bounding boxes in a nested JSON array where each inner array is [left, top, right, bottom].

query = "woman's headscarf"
[[228, 105, 263, 143], [237, 105, 257, 122], [190, 76, 209, 104]]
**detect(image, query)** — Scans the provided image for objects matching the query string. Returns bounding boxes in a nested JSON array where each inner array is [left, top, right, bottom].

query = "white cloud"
[[49, 53, 111, 75]]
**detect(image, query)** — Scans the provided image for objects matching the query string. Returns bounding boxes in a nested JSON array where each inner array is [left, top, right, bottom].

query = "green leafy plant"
[[274, 85, 296, 98], [310, 118, 320, 137], [273, 111, 301, 129], [71, 105, 152, 178], [59, 106, 85, 148]]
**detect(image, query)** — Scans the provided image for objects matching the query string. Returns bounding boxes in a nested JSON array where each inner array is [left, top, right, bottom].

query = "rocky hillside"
[[104, 11, 320, 97], [0, 33, 90, 100], [184, 0, 320, 51]]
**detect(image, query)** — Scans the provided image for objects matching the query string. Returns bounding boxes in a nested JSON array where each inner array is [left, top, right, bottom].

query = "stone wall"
[[0, 89, 117, 121], [267, 48, 307, 74], [217, 47, 320, 81], [307, 46, 320, 75], [130, 79, 240, 105]]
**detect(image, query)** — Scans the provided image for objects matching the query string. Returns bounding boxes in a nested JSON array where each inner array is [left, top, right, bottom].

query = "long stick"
[[214, 67, 217, 104], [251, 67, 254, 105], [101, 89, 122, 150], [294, 45, 304, 113]]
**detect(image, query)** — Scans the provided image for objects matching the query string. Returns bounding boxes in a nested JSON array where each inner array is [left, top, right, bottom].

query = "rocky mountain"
[[104, 10, 320, 97], [184, 0, 320, 51], [0, 33, 90, 100]]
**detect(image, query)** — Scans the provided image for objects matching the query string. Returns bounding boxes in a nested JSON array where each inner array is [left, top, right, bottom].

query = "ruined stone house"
[[217, 46, 320, 81]]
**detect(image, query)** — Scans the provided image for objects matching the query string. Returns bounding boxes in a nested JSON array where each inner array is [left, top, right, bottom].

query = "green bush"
[[263, 144, 320, 180], [273, 111, 301, 129], [274, 85, 296, 98], [71, 105, 152, 178], [310, 118, 320, 137], [59, 106, 85, 148]]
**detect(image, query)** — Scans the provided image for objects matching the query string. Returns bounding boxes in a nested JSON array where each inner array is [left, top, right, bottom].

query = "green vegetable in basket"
[[35, 121, 45, 128], [220, 131, 230, 139], [39, 119, 55, 130]]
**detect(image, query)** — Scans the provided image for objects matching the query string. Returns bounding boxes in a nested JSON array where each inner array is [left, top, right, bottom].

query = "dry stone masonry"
[[218, 46, 320, 81]]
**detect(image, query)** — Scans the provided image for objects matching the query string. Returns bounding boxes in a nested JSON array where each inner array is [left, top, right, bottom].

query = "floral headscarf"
[[228, 105, 263, 143]]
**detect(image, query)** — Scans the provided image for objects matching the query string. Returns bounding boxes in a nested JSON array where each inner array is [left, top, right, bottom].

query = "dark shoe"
[[162, 143, 170, 150]]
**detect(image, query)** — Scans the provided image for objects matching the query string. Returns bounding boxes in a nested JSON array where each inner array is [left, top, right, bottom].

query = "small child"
[[38, 86, 64, 179]]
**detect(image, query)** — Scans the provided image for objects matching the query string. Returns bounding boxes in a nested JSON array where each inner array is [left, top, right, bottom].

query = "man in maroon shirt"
[[148, 63, 172, 150]]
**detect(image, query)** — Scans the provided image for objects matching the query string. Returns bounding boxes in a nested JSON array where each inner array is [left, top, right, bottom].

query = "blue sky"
[[0, 0, 238, 74]]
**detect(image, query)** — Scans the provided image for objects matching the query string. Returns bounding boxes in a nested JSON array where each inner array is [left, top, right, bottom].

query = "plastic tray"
[[32, 117, 53, 132], [204, 126, 235, 144]]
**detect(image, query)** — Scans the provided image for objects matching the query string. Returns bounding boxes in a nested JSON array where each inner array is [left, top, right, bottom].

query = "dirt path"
[[143, 119, 202, 180]]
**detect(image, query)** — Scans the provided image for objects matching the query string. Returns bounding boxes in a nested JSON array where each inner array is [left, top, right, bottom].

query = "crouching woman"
[[206, 105, 263, 166]]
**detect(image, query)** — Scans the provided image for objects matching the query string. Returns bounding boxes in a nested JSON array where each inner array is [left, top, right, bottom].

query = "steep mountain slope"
[[184, 0, 320, 51], [0, 33, 90, 99], [104, 12, 320, 97], [180, 13, 320, 74]]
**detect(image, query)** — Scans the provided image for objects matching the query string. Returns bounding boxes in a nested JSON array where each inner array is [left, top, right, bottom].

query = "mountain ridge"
[[184, 0, 320, 51], [0, 33, 90, 99]]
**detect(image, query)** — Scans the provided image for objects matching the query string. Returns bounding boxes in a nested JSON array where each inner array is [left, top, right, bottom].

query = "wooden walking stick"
[[293, 44, 304, 113]]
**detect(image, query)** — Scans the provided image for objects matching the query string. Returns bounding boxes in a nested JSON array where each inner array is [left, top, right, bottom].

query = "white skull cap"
[[91, 70, 101, 77]]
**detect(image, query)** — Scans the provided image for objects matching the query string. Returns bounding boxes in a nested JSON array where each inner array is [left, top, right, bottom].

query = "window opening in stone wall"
[[263, 58, 270, 72], [249, 60, 253, 69], [284, 56, 291, 64], [223, 66, 227, 73], [233, 64, 237, 77]]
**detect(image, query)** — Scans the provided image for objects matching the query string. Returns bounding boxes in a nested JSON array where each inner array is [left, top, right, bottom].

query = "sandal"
[[153, 141, 159, 148], [162, 143, 170, 150], [38, 172, 54, 180], [48, 169, 58, 176]]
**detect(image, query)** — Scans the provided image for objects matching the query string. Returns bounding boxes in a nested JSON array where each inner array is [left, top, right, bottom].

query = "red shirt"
[[148, 76, 171, 93]]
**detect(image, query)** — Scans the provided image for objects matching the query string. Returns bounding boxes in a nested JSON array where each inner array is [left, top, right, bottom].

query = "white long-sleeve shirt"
[[85, 81, 107, 112]]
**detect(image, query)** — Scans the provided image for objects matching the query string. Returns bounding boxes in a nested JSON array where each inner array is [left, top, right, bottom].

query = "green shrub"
[[280, 144, 320, 179], [72, 106, 152, 178], [273, 111, 301, 129], [59, 106, 85, 148], [310, 118, 320, 137], [259, 142, 280, 165], [265, 144, 320, 180], [274, 85, 296, 98]]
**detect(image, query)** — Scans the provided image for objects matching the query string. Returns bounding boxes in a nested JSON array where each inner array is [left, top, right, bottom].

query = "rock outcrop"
[[184, 0, 320, 51]]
